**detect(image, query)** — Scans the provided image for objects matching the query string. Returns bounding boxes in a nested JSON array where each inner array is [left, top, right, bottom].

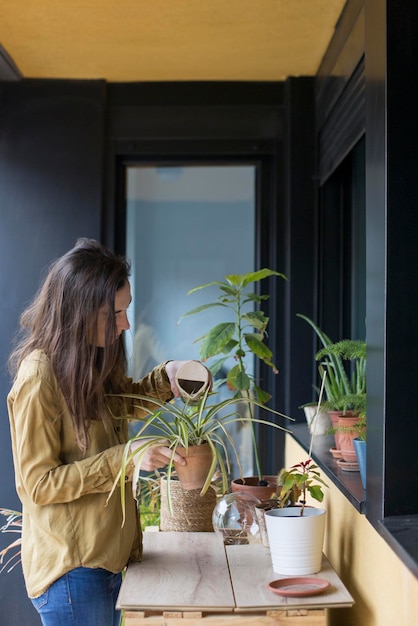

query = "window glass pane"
[[126, 164, 256, 476]]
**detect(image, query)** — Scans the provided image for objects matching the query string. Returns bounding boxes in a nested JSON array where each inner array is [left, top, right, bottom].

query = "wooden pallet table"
[[117, 532, 353, 625]]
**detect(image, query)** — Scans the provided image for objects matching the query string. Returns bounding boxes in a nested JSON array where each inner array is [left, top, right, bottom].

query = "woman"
[[7, 238, 198, 626]]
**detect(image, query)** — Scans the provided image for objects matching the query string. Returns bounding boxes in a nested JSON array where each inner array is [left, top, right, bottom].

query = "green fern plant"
[[315, 338, 366, 415]]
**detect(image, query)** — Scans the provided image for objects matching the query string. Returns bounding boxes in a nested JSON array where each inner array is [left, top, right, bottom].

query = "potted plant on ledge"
[[353, 420, 367, 489], [178, 268, 289, 500], [315, 338, 366, 466], [297, 314, 366, 465]]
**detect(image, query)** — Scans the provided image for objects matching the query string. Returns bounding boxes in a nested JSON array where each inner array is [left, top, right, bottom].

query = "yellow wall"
[[285, 435, 418, 626]]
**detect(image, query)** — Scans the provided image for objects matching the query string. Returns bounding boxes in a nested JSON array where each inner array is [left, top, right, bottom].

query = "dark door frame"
[[106, 139, 287, 473], [102, 80, 317, 472]]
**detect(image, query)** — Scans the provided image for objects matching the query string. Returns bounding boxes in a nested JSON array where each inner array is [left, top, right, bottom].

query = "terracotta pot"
[[337, 413, 361, 463], [173, 443, 214, 490], [231, 475, 278, 502], [328, 411, 343, 451]]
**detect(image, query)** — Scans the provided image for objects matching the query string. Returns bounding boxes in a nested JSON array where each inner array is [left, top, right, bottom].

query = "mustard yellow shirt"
[[7, 349, 173, 598]]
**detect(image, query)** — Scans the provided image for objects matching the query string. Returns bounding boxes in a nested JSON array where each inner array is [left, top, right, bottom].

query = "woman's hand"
[[130, 439, 186, 472]]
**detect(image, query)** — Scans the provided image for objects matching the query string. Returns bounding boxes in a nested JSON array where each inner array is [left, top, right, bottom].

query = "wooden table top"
[[117, 532, 354, 613]]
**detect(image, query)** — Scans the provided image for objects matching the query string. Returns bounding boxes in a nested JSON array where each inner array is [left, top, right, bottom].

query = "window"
[[318, 136, 366, 343], [125, 163, 256, 478]]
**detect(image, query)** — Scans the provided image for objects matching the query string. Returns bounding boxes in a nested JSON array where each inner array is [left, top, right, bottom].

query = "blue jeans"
[[30, 567, 122, 626]]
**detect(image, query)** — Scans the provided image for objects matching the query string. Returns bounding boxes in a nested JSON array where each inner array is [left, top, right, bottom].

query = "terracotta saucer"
[[337, 458, 359, 472], [329, 447, 343, 459], [268, 577, 331, 597]]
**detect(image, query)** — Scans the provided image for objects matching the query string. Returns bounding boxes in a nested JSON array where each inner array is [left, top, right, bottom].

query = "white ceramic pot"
[[264, 507, 326, 575], [303, 406, 331, 435]]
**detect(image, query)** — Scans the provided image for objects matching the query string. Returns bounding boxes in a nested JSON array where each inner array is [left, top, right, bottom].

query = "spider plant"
[[109, 387, 292, 520], [136, 472, 163, 530], [0, 508, 22, 574]]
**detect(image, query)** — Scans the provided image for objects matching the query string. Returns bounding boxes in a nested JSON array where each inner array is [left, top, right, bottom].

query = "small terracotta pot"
[[328, 411, 343, 450], [173, 443, 214, 490], [337, 414, 361, 463], [231, 476, 278, 501]]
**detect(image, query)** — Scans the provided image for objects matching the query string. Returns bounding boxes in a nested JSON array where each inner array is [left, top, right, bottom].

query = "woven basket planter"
[[160, 477, 217, 532]]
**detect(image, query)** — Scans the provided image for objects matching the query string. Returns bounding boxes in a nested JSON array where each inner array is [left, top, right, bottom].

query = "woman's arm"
[[8, 375, 133, 506]]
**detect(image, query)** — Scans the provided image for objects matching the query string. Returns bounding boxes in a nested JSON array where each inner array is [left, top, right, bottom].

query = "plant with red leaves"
[[277, 459, 328, 516]]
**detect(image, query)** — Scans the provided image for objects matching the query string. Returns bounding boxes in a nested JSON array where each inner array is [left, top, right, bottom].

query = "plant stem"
[[245, 390, 262, 481], [236, 286, 263, 482]]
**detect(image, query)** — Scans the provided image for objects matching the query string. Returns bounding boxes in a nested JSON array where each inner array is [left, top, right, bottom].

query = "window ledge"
[[289, 425, 418, 578], [379, 516, 418, 578], [289, 423, 366, 514]]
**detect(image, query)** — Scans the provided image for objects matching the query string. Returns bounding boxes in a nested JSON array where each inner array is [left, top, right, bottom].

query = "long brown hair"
[[9, 238, 131, 451]]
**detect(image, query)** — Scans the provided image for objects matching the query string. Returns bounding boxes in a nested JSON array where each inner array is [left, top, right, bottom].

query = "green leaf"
[[222, 339, 239, 355], [240, 269, 287, 288], [219, 285, 240, 297], [307, 484, 324, 502], [244, 293, 269, 303], [242, 311, 268, 331], [224, 274, 245, 287], [253, 383, 271, 404], [245, 334, 273, 361], [208, 357, 229, 377], [187, 280, 228, 295], [294, 473, 308, 487], [178, 302, 226, 323], [282, 474, 297, 491], [227, 364, 251, 391], [200, 323, 235, 359]]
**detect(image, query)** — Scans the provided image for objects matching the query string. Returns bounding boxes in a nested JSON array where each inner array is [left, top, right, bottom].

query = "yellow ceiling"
[[0, 1, 346, 82]]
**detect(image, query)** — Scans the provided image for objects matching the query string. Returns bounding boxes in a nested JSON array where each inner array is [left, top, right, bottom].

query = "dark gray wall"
[[0, 79, 105, 624], [366, 0, 418, 525]]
